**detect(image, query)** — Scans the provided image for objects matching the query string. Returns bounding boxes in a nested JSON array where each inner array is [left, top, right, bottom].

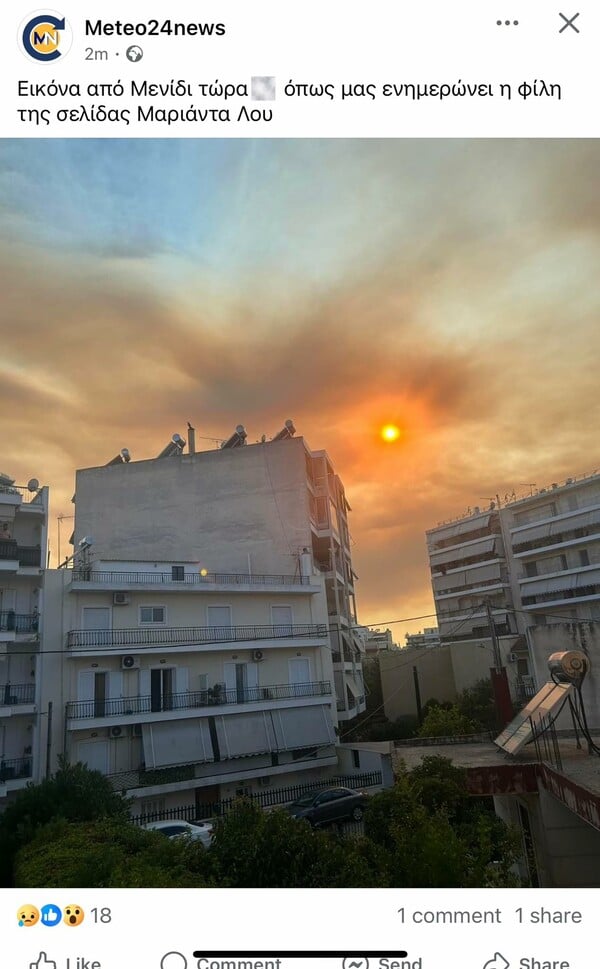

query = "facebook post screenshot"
[[1, 0, 599, 967]]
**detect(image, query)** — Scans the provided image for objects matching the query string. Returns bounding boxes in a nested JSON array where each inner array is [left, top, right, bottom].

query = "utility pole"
[[485, 599, 502, 671], [484, 599, 514, 731]]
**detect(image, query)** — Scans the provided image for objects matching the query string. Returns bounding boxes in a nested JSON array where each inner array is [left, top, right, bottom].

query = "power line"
[[7, 601, 600, 659]]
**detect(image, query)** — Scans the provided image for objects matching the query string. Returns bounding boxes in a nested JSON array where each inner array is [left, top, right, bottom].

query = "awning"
[[432, 514, 491, 543], [345, 674, 363, 699], [435, 562, 503, 593], [142, 719, 213, 769], [214, 711, 276, 759], [430, 536, 497, 564], [521, 567, 600, 597], [439, 612, 508, 633], [511, 508, 600, 543], [271, 704, 336, 751]]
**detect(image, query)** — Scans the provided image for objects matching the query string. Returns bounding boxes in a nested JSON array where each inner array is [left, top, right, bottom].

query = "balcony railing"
[[513, 527, 600, 556], [67, 622, 328, 649], [65, 679, 332, 720], [522, 584, 600, 606], [0, 612, 38, 634], [0, 756, 33, 782], [440, 624, 512, 643], [70, 569, 310, 587], [0, 542, 42, 567], [0, 483, 44, 504], [0, 683, 35, 705], [516, 679, 536, 701]]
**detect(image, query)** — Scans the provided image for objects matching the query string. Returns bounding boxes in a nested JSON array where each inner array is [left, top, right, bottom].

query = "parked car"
[[287, 787, 368, 827], [143, 819, 214, 848]]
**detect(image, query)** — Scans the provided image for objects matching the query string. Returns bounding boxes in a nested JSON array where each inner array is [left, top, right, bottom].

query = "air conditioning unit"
[[131, 724, 142, 738], [110, 725, 124, 739], [121, 655, 140, 670], [113, 592, 130, 606], [252, 649, 265, 662]]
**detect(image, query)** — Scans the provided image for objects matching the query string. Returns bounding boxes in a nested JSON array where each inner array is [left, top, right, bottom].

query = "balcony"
[[515, 677, 536, 702], [0, 612, 39, 635], [439, 623, 513, 643], [512, 529, 600, 557], [66, 679, 332, 721], [0, 756, 32, 782], [0, 542, 42, 568], [69, 569, 314, 592], [66, 622, 328, 650], [522, 584, 600, 609], [0, 683, 35, 706]]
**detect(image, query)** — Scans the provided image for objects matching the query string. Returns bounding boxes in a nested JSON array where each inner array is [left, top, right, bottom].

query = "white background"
[[5, 889, 600, 969], [3, 0, 599, 136]]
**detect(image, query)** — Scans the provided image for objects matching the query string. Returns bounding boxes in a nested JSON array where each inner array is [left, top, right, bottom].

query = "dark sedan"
[[287, 786, 368, 827]]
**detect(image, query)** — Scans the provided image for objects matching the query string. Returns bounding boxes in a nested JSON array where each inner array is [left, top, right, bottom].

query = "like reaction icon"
[[30, 953, 56, 969], [41, 904, 62, 927]]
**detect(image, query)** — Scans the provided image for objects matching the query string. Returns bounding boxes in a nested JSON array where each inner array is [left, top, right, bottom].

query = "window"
[[206, 605, 232, 636], [272, 605, 293, 634], [524, 561, 538, 578], [139, 606, 165, 624], [140, 798, 165, 817], [292, 746, 318, 760], [171, 565, 185, 582], [579, 549, 590, 567], [82, 607, 111, 630], [352, 749, 361, 769], [150, 668, 173, 712]]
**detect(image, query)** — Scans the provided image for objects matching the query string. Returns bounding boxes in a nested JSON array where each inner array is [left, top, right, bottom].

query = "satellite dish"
[[27, 478, 40, 492]]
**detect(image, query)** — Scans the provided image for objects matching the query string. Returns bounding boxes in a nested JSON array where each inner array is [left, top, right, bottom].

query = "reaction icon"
[[63, 904, 85, 926], [18, 904, 40, 927]]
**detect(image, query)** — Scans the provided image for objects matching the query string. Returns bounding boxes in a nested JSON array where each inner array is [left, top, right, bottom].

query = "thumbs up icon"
[[30, 953, 56, 969]]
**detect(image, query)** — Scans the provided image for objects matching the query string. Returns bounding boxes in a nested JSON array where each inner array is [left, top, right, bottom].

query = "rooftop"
[[428, 466, 600, 531], [393, 735, 600, 829]]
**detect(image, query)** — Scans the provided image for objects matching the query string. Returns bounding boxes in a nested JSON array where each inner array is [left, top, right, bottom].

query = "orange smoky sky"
[[0, 139, 599, 642]]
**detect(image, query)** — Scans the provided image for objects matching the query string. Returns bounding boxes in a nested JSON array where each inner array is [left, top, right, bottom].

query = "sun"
[[380, 424, 402, 443]]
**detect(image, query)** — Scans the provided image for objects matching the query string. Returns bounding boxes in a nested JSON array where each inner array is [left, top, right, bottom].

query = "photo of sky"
[[0, 139, 598, 639]]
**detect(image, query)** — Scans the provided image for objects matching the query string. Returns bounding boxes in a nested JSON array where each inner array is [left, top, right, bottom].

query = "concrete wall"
[[528, 622, 600, 729], [337, 742, 394, 787], [74, 438, 312, 575], [65, 588, 319, 631], [380, 646, 456, 721], [494, 786, 600, 888]]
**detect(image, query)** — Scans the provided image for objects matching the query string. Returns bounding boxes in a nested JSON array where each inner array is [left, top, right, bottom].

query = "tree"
[[208, 800, 381, 887], [9, 760, 521, 889], [0, 760, 130, 887], [455, 679, 497, 732], [417, 702, 478, 738], [364, 756, 521, 887], [14, 818, 213, 888]]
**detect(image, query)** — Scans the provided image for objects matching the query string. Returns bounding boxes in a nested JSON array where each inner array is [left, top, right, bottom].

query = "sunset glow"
[[0, 138, 598, 642]]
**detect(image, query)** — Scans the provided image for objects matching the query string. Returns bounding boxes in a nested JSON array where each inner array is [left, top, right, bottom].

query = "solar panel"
[[494, 681, 573, 755]]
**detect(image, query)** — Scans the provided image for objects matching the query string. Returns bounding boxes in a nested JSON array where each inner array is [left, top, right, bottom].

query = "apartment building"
[[41, 428, 366, 815], [0, 474, 49, 805], [426, 504, 521, 662], [500, 470, 600, 724], [404, 627, 440, 649], [360, 627, 394, 657], [426, 469, 600, 717]]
